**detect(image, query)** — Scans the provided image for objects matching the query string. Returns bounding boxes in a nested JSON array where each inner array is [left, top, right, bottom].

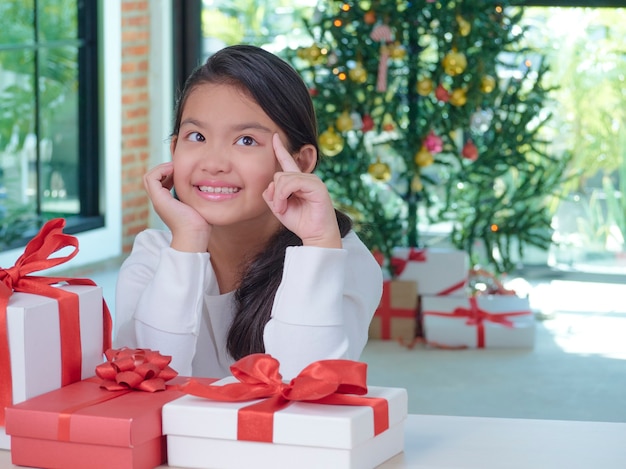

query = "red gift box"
[[5, 348, 216, 469], [369, 280, 418, 341]]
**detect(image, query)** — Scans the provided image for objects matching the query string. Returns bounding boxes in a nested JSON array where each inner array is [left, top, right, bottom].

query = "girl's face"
[[171, 83, 286, 230]]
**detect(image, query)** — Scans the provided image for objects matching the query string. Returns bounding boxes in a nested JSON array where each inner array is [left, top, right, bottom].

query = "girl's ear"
[[295, 144, 318, 173]]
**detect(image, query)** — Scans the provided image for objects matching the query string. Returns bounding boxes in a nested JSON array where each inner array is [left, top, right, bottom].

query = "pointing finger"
[[273, 133, 301, 173]]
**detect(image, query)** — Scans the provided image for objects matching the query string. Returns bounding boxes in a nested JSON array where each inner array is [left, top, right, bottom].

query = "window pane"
[[40, 45, 79, 215], [38, 0, 78, 42], [520, 7, 626, 274], [0, 1, 35, 45], [0, 48, 38, 248]]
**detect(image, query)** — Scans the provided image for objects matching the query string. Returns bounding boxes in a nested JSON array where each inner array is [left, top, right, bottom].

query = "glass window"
[[0, 0, 100, 250], [518, 6, 626, 274]]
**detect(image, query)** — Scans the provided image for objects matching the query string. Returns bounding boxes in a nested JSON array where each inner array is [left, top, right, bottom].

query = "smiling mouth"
[[197, 185, 240, 194]]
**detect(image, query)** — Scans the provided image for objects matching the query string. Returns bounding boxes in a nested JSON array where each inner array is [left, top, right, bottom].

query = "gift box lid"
[[5, 377, 215, 448], [163, 378, 408, 450]]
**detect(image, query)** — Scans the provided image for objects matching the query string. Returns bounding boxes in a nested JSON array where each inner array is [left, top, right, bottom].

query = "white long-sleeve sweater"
[[114, 229, 383, 380]]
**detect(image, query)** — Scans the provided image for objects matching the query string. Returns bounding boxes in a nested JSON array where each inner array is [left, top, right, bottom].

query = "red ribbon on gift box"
[[375, 280, 417, 340], [0, 218, 113, 425], [390, 248, 426, 277], [95, 347, 178, 392], [423, 296, 530, 348], [180, 354, 390, 443]]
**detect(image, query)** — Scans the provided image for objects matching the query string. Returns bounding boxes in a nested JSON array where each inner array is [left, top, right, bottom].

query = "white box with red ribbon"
[[162, 354, 408, 469], [422, 294, 535, 348], [0, 219, 112, 449], [391, 247, 469, 297]]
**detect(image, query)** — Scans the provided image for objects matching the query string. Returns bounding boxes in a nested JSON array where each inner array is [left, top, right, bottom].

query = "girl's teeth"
[[198, 186, 239, 194]]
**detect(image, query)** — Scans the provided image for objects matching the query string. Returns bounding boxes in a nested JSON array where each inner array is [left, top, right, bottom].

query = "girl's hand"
[[262, 134, 341, 249], [143, 162, 211, 252]]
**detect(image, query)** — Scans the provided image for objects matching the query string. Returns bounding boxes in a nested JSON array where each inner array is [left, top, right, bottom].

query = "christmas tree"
[[283, 0, 571, 274]]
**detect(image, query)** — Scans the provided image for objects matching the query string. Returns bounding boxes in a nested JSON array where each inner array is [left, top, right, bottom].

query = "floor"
[[60, 259, 626, 423]]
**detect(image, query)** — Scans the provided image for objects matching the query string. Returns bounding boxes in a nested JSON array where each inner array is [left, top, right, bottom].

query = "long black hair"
[[171, 45, 352, 359]]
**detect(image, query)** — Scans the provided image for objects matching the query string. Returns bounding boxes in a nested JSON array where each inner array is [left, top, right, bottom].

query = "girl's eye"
[[236, 135, 258, 146], [186, 132, 205, 142]]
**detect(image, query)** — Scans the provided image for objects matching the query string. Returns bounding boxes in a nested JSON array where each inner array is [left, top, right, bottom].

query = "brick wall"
[[120, 0, 151, 253]]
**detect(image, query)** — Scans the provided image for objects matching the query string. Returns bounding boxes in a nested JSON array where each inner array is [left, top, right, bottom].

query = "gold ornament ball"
[[319, 127, 345, 157], [481, 75, 496, 93], [335, 110, 354, 132], [411, 174, 423, 192], [296, 47, 308, 60], [349, 63, 368, 83], [449, 88, 467, 107], [442, 50, 467, 76], [416, 78, 434, 96], [414, 147, 434, 167], [390, 42, 407, 60], [306, 44, 325, 65], [368, 159, 392, 182]]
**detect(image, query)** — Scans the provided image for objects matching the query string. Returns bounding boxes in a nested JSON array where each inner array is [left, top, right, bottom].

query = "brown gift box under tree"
[[369, 280, 418, 342]]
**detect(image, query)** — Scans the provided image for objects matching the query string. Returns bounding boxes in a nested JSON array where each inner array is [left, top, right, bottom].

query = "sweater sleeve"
[[263, 231, 383, 379], [114, 229, 216, 375]]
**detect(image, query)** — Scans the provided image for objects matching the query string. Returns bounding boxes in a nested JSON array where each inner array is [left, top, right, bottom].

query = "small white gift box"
[[163, 356, 408, 469], [391, 247, 469, 296], [1, 284, 106, 449], [422, 294, 535, 348]]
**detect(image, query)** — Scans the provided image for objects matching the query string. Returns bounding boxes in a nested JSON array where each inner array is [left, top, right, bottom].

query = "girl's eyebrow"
[[180, 119, 274, 135], [231, 122, 274, 134], [180, 118, 205, 128]]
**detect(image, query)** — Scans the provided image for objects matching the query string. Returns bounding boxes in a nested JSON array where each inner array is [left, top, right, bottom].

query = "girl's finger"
[[272, 133, 301, 173]]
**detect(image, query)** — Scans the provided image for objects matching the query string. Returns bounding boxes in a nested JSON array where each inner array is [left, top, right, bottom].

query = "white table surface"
[[2, 414, 626, 468]]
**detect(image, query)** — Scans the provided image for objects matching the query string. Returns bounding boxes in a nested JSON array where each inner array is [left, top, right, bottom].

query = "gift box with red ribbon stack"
[[5, 347, 215, 469], [422, 294, 535, 349], [369, 279, 418, 342], [163, 354, 408, 469], [0, 218, 113, 449]]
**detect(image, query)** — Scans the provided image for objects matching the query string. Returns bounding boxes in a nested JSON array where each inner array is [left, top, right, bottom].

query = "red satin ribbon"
[[435, 278, 467, 296], [424, 296, 530, 348], [390, 248, 426, 276], [0, 218, 113, 425], [95, 347, 178, 392], [180, 354, 390, 443], [375, 281, 417, 339]]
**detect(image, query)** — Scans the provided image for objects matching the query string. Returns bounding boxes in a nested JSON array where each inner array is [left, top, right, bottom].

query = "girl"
[[114, 45, 383, 379]]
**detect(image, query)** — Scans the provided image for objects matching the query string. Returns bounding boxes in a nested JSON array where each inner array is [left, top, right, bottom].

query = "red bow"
[[424, 296, 530, 347], [180, 354, 390, 442], [0, 218, 113, 425], [390, 248, 426, 276], [95, 348, 178, 392]]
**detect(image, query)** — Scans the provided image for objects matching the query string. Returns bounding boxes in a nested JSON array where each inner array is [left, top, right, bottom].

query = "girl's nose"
[[200, 145, 230, 173]]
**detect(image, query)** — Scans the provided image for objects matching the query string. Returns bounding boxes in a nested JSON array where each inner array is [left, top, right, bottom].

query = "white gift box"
[[422, 294, 535, 348], [163, 379, 408, 469], [391, 247, 469, 296], [1, 284, 105, 449]]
